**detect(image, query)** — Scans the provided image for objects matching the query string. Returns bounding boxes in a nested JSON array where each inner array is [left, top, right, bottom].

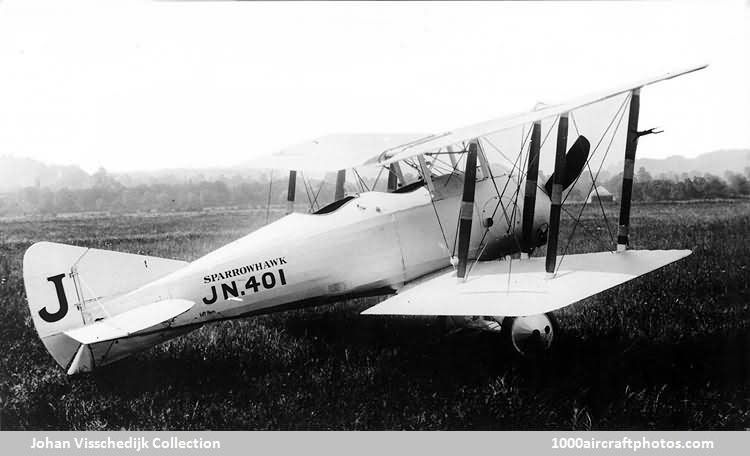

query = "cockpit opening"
[[392, 180, 427, 194], [313, 195, 357, 214]]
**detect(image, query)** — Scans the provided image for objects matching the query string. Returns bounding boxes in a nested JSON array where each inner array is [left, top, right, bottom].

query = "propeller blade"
[[456, 142, 478, 279], [543, 135, 590, 195]]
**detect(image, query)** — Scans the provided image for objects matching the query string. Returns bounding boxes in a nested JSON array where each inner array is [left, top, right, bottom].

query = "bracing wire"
[[353, 168, 370, 193], [483, 126, 535, 228], [442, 149, 466, 189], [562, 95, 630, 206], [586, 163, 617, 246], [468, 127, 534, 276], [428, 195, 451, 258], [311, 179, 325, 210], [478, 125, 535, 280], [300, 171, 315, 212], [555, 94, 631, 272], [560, 205, 614, 252], [372, 165, 385, 191], [265, 170, 273, 224], [556, 95, 630, 248], [467, 94, 630, 279], [553, 96, 630, 249]]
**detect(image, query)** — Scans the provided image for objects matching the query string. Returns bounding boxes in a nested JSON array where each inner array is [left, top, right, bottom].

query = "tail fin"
[[23, 242, 188, 371]]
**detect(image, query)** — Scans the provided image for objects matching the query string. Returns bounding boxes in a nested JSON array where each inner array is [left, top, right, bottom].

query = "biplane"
[[23, 65, 706, 374]]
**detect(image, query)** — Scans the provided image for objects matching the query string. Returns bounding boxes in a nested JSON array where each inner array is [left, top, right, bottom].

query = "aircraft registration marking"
[[202, 268, 288, 305]]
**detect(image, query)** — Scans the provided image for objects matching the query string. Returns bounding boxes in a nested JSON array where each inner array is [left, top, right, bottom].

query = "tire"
[[501, 312, 559, 357]]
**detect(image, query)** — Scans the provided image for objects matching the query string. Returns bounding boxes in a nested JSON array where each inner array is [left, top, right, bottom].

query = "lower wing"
[[362, 250, 690, 317]]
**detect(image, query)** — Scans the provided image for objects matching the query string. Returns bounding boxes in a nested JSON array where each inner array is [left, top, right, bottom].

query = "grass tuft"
[[1, 201, 749, 429]]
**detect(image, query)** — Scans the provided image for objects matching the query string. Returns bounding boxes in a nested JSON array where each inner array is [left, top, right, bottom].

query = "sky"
[[0, 0, 747, 173]]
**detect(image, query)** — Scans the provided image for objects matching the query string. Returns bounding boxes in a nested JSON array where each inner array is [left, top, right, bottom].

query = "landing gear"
[[438, 312, 560, 358], [501, 312, 558, 357]]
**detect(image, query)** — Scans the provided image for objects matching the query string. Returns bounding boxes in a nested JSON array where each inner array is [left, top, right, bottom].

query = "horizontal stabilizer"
[[362, 250, 691, 317], [64, 299, 194, 345]]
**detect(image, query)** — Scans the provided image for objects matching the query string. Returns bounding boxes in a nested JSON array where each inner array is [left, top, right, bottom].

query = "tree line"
[[565, 168, 750, 203], [1, 167, 749, 217], [0, 169, 351, 216]]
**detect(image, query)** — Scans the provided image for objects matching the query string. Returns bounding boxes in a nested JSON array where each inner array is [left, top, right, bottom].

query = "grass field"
[[1, 200, 749, 430]]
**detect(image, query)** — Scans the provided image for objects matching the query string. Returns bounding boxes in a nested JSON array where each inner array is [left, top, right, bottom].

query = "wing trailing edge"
[[361, 250, 691, 317]]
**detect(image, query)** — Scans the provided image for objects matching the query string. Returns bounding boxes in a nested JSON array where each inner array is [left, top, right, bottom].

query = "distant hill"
[[2, 149, 748, 194], [0, 156, 273, 192], [613, 149, 750, 180], [112, 167, 270, 187], [0, 156, 93, 192]]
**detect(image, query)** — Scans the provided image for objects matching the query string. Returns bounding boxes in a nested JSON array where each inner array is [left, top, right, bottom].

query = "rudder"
[[23, 242, 188, 370]]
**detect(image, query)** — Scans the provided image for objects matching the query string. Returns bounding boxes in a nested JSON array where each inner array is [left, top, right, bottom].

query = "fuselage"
[[103, 173, 551, 331]]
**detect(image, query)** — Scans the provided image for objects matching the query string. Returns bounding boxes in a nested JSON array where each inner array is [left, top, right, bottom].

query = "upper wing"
[[361, 250, 691, 317], [250, 133, 428, 171], [246, 64, 706, 172], [375, 64, 707, 166]]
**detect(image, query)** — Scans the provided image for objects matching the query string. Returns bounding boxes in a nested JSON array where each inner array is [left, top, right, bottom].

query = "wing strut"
[[417, 155, 436, 196], [387, 164, 399, 191], [334, 169, 346, 200], [546, 114, 569, 276], [617, 89, 640, 251], [521, 121, 542, 258], [286, 170, 297, 214], [446, 146, 458, 168], [476, 141, 492, 179], [456, 142, 478, 279]]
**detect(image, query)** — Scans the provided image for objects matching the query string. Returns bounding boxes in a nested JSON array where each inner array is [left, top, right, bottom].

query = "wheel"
[[501, 312, 558, 357]]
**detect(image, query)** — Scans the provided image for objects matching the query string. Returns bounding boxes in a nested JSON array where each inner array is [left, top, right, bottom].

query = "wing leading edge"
[[361, 250, 691, 317], [376, 64, 707, 166], [244, 65, 706, 173]]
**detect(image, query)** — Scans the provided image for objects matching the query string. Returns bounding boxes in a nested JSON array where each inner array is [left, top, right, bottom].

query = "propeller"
[[543, 135, 590, 195]]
